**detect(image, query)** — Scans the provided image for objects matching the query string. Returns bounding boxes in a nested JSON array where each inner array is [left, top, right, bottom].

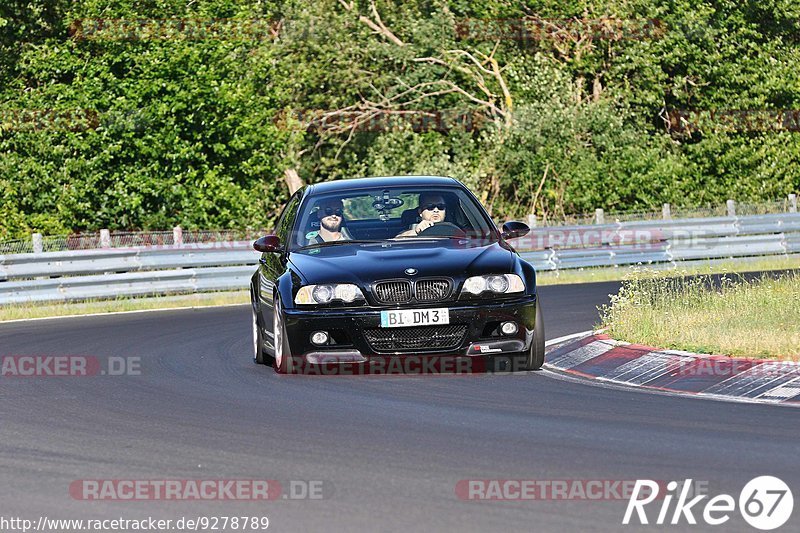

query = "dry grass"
[[0, 291, 249, 322], [599, 270, 800, 359]]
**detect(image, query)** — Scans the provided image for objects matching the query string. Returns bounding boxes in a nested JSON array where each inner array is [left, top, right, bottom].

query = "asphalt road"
[[2, 280, 798, 532]]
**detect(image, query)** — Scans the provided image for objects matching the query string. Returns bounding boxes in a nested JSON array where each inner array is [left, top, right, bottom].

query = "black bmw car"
[[250, 176, 544, 374]]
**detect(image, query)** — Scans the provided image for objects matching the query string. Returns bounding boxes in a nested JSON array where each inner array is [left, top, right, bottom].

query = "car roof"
[[306, 176, 461, 195]]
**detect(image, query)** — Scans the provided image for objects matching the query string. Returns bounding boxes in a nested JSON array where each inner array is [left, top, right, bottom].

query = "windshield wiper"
[[298, 239, 385, 250]]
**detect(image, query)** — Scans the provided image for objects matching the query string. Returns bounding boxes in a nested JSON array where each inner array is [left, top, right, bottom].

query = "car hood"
[[288, 241, 515, 285]]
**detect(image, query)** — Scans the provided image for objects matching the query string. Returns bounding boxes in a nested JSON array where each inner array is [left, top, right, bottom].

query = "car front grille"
[[364, 324, 467, 352], [415, 279, 451, 301], [374, 280, 413, 303], [373, 278, 452, 304]]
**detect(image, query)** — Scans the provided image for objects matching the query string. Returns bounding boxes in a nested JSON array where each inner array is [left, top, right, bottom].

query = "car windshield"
[[290, 185, 498, 250]]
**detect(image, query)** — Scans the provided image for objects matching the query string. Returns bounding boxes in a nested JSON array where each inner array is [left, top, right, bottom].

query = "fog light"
[[500, 322, 518, 335], [310, 331, 329, 346]]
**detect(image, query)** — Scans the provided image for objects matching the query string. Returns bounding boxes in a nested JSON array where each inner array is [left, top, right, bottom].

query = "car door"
[[257, 190, 303, 352]]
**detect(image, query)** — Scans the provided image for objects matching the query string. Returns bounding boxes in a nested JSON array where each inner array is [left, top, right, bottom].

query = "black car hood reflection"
[[288, 240, 515, 285]]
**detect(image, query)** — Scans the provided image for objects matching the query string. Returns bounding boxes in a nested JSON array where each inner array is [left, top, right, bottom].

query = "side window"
[[275, 191, 302, 243]]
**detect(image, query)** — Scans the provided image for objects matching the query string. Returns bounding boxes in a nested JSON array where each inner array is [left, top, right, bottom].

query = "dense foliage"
[[1, 0, 799, 237]]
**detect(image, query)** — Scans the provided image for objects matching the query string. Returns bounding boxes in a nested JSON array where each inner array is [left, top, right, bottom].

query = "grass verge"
[[0, 291, 249, 322], [599, 270, 800, 359]]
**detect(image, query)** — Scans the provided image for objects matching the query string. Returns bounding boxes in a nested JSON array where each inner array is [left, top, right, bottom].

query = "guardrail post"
[[527, 214, 537, 228], [594, 208, 605, 225], [99, 229, 111, 249], [726, 199, 736, 217], [32, 233, 43, 254], [790, 194, 798, 213], [173, 225, 183, 246], [662, 203, 671, 220]]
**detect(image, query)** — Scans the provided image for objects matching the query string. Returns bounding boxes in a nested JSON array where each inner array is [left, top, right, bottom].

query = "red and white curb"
[[544, 334, 800, 406]]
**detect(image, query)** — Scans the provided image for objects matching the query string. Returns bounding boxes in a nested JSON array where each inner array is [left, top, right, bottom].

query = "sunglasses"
[[322, 207, 344, 217], [423, 203, 447, 211]]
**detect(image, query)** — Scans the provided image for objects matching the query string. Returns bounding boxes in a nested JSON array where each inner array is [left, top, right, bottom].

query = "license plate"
[[380, 308, 450, 328]]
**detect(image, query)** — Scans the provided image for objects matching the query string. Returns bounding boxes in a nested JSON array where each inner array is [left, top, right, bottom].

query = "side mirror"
[[501, 221, 530, 240], [253, 235, 282, 253]]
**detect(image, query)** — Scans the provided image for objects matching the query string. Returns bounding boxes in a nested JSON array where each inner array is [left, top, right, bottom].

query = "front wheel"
[[523, 302, 546, 371], [251, 296, 270, 365], [272, 295, 295, 374]]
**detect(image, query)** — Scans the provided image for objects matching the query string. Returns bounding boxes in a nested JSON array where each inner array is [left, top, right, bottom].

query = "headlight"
[[312, 285, 333, 303], [463, 276, 487, 295], [487, 275, 509, 293], [295, 284, 365, 304], [462, 274, 524, 295]]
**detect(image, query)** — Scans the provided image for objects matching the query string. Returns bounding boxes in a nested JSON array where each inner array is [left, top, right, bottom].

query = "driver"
[[307, 198, 352, 244], [395, 193, 447, 237]]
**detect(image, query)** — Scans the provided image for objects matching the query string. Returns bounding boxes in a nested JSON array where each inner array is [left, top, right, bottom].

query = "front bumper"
[[282, 295, 538, 362]]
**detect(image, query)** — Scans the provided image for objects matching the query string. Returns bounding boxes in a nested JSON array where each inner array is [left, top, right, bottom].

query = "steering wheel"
[[417, 222, 466, 238]]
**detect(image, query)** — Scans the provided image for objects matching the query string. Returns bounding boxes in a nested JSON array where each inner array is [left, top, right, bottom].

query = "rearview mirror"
[[253, 235, 282, 253], [501, 221, 530, 240]]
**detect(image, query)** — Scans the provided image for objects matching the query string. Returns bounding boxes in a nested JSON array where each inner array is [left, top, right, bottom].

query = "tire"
[[272, 295, 295, 374], [251, 295, 269, 365], [523, 302, 546, 371]]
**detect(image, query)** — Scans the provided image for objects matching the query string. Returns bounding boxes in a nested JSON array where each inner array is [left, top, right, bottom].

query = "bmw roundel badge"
[[404, 268, 418, 276]]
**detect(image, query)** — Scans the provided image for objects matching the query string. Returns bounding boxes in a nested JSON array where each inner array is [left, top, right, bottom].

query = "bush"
[[1, 0, 798, 238]]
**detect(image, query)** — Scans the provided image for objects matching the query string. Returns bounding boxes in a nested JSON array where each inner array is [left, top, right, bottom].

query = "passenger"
[[307, 198, 351, 244], [395, 193, 447, 237]]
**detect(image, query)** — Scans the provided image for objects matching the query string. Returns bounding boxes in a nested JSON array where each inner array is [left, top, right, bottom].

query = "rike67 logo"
[[624, 476, 793, 530]]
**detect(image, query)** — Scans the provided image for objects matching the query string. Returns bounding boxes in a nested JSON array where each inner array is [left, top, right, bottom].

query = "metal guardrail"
[[517, 213, 800, 271], [0, 245, 256, 280], [0, 243, 259, 304], [0, 266, 255, 305], [1, 213, 799, 305]]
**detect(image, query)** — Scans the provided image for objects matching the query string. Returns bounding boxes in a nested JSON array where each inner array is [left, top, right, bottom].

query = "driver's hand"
[[415, 220, 435, 234]]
